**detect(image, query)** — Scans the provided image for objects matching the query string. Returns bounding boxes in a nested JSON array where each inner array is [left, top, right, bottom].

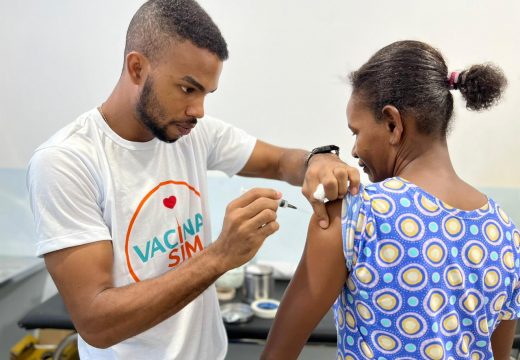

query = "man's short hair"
[[124, 0, 228, 64]]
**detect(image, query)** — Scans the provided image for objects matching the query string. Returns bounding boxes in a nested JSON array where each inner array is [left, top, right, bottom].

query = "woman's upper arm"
[[491, 319, 517, 359], [261, 199, 346, 359]]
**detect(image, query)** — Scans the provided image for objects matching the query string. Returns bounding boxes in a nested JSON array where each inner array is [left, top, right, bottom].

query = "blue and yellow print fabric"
[[335, 177, 520, 359]]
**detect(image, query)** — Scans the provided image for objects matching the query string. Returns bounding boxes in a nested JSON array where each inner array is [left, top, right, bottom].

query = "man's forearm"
[[78, 244, 224, 348], [276, 148, 308, 186], [237, 141, 308, 186]]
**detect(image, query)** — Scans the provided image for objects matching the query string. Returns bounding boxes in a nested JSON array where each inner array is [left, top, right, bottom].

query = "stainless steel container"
[[220, 302, 253, 324], [243, 263, 274, 303]]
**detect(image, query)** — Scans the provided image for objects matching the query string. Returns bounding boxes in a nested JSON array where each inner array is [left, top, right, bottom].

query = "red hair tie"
[[448, 71, 460, 90]]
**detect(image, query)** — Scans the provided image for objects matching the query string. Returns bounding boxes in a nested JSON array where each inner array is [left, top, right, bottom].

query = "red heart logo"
[[163, 196, 177, 209]]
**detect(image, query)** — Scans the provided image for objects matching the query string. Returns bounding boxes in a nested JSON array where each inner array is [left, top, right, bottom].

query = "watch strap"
[[304, 145, 340, 167]]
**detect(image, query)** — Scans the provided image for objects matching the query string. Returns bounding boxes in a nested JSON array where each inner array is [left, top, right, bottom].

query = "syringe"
[[279, 199, 297, 210]]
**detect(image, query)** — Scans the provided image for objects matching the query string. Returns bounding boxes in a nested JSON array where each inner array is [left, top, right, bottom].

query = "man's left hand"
[[302, 154, 360, 229]]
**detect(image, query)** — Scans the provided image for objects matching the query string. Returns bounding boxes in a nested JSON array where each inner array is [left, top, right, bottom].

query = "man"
[[27, 0, 359, 359]]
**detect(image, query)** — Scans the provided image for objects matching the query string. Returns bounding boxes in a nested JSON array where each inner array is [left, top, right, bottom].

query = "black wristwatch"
[[304, 145, 340, 167]]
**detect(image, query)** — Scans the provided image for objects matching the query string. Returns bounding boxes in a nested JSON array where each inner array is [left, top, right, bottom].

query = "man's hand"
[[44, 188, 280, 348], [213, 188, 281, 271], [302, 154, 360, 229], [236, 141, 360, 229]]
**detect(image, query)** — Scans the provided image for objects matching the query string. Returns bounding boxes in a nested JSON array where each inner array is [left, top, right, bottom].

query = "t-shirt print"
[[126, 180, 205, 282]]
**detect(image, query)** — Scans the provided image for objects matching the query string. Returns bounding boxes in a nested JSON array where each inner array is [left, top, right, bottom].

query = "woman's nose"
[[351, 144, 358, 159]]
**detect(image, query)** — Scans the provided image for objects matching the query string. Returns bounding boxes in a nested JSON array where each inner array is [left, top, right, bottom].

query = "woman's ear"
[[381, 105, 404, 145]]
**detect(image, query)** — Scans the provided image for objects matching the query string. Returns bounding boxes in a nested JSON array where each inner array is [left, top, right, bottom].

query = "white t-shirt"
[[27, 108, 257, 360]]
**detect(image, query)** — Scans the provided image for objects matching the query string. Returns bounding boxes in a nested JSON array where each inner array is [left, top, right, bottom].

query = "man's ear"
[[381, 105, 404, 145], [125, 51, 149, 85]]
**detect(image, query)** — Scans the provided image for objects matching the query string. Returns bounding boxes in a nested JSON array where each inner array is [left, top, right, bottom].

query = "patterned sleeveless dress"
[[335, 177, 520, 359]]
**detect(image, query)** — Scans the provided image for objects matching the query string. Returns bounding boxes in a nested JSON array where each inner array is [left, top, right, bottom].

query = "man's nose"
[[186, 98, 204, 119]]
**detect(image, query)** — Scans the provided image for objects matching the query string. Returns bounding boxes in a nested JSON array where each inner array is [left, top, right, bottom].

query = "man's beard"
[[136, 77, 197, 143]]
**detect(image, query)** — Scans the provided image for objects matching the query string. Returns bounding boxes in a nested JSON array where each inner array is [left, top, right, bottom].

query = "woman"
[[261, 40, 518, 359]]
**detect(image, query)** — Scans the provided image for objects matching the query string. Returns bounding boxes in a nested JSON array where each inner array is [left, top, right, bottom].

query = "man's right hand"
[[44, 187, 280, 348], [213, 188, 281, 271], [44, 188, 281, 348]]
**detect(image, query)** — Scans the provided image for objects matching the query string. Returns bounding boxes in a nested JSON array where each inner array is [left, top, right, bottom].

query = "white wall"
[[1, 0, 519, 187]]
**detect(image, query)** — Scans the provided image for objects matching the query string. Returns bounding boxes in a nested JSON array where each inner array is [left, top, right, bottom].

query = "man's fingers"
[[316, 167, 361, 200], [322, 176, 340, 202], [311, 202, 330, 229], [258, 220, 280, 238], [241, 197, 280, 218], [249, 208, 278, 229], [301, 157, 362, 230], [231, 188, 281, 208], [333, 167, 349, 199], [347, 168, 361, 195]]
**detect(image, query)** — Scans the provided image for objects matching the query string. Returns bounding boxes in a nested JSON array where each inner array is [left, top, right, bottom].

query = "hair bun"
[[458, 63, 507, 111]]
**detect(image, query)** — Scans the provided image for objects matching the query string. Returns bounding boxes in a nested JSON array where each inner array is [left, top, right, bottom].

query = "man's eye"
[[181, 86, 195, 94]]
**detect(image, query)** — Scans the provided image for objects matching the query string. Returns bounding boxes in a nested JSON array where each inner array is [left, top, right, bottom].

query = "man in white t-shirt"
[[26, 1, 360, 359]]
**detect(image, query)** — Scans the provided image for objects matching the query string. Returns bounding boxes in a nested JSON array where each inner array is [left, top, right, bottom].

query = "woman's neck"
[[396, 138, 456, 184], [393, 137, 487, 210]]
